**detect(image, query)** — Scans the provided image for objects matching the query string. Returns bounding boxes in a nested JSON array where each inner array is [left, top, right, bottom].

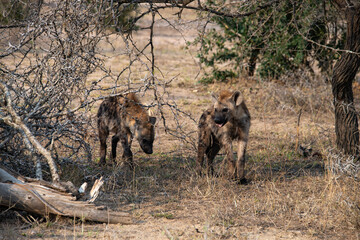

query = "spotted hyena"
[[196, 90, 251, 183], [97, 93, 156, 167]]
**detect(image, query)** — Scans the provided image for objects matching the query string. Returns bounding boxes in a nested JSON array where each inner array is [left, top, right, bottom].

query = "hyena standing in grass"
[[97, 93, 156, 168], [196, 90, 251, 183]]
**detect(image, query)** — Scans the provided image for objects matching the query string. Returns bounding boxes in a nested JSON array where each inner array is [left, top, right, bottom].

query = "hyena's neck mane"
[[125, 93, 139, 103], [123, 93, 149, 122]]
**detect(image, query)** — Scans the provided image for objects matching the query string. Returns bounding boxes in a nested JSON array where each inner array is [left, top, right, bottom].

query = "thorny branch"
[[0, 0, 298, 180], [0, 0, 110, 179], [109, 0, 280, 18], [0, 0, 204, 179]]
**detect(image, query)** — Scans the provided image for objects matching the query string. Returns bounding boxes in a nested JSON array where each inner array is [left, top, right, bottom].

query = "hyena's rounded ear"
[[149, 117, 156, 125], [231, 91, 242, 105]]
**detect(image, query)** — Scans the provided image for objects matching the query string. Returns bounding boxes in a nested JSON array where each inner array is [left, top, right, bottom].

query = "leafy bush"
[[193, 0, 345, 83]]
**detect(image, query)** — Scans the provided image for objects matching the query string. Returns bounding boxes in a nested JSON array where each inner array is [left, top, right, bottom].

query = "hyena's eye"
[[222, 108, 229, 113]]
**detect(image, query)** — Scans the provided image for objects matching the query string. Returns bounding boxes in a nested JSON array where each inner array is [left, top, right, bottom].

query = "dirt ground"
[[1, 7, 359, 240]]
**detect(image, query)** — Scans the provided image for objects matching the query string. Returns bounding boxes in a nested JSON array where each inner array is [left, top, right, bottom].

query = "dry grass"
[[1, 8, 359, 240]]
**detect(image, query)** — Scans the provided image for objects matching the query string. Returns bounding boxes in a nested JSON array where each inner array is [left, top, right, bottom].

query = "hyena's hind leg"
[[98, 127, 109, 166]]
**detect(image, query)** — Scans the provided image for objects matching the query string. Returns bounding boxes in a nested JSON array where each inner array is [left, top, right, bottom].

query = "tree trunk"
[[331, 1, 360, 155], [248, 48, 259, 77]]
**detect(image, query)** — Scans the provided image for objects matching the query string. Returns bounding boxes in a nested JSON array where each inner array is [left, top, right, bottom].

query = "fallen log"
[[0, 166, 132, 224]]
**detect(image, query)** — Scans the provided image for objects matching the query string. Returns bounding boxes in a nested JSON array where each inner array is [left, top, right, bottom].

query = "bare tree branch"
[[0, 82, 59, 182]]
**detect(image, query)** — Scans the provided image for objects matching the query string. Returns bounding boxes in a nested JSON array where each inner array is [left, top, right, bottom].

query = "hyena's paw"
[[196, 166, 215, 177], [232, 176, 249, 185], [195, 167, 206, 177], [238, 177, 248, 185]]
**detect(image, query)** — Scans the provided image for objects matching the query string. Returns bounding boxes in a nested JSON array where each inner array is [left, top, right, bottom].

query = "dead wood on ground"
[[0, 166, 132, 224]]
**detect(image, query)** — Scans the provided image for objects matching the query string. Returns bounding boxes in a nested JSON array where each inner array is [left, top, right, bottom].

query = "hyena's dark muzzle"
[[140, 139, 153, 154], [136, 118, 156, 154], [213, 111, 228, 127]]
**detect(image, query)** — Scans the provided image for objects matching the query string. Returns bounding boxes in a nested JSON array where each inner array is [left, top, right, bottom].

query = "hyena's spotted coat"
[[97, 93, 156, 167], [196, 90, 251, 183]]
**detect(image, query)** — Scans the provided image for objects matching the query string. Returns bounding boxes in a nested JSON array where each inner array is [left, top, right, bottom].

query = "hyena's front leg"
[[236, 140, 247, 184], [120, 129, 134, 169]]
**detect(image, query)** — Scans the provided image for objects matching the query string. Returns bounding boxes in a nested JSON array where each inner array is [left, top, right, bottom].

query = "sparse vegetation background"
[[0, 0, 359, 239]]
